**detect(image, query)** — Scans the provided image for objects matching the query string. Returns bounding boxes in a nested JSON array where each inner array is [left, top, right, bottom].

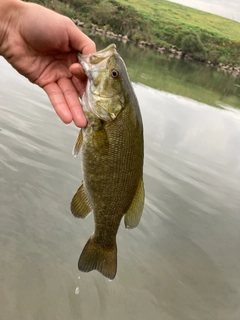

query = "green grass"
[[27, 0, 240, 66], [116, 0, 240, 41], [113, 0, 240, 65]]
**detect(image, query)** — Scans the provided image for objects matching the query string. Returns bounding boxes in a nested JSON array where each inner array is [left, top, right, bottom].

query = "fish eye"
[[111, 69, 119, 78]]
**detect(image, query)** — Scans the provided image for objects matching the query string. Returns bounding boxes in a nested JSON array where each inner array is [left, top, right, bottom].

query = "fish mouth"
[[78, 44, 116, 76]]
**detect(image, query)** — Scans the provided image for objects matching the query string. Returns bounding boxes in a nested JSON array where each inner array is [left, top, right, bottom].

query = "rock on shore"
[[72, 19, 240, 77]]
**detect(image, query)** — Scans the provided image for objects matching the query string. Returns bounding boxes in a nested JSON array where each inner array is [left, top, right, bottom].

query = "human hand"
[[0, 1, 96, 127]]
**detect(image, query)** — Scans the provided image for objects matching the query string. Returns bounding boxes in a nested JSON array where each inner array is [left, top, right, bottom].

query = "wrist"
[[0, 0, 24, 57]]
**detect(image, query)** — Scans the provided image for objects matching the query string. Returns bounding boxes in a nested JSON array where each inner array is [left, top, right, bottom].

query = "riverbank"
[[72, 19, 240, 77], [73, 19, 240, 77], [25, 0, 240, 75]]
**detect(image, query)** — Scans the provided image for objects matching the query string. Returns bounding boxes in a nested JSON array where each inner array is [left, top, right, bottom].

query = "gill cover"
[[79, 44, 125, 121]]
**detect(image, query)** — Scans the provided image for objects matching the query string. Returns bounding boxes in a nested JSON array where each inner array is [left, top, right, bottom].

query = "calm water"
[[1, 38, 240, 320]]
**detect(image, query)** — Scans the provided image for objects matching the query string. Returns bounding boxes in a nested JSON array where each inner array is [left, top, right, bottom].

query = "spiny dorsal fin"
[[72, 129, 83, 157], [124, 178, 144, 229], [71, 182, 92, 218]]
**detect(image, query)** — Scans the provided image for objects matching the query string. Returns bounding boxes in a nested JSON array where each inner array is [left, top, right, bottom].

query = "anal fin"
[[71, 182, 92, 218], [124, 178, 144, 229]]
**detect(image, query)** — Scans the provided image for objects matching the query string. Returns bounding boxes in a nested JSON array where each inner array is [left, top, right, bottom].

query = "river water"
[[1, 36, 240, 320]]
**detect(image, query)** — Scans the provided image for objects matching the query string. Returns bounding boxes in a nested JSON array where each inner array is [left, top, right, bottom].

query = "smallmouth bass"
[[71, 44, 144, 280]]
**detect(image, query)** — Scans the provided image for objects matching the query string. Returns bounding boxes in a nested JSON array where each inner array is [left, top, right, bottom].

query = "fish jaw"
[[78, 44, 117, 77], [78, 43, 125, 121]]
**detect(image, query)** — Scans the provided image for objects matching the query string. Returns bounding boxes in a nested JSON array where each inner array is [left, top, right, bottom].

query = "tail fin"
[[78, 236, 117, 280]]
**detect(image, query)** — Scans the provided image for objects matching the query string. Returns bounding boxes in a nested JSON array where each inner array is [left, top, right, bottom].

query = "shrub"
[[181, 33, 204, 53]]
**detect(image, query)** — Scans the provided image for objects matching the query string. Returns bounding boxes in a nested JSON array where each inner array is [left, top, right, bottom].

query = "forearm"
[[0, 0, 24, 57]]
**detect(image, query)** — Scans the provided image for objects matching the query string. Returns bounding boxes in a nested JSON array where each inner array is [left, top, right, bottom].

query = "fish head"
[[78, 44, 127, 121]]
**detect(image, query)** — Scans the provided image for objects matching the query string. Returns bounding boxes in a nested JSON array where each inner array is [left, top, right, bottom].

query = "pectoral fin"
[[124, 179, 144, 229], [72, 129, 83, 157], [71, 182, 92, 218]]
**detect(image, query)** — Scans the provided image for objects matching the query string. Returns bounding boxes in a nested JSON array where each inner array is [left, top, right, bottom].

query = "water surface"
[[1, 41, 240, 320]]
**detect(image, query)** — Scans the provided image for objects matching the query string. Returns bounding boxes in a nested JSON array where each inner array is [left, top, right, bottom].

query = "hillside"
[[117, 0, 240, 41], [114, 0, 240, 66], [25, 0, 240, 67]]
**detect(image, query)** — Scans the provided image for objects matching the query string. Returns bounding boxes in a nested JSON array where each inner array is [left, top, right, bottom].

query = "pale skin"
[[0, 0, 96, 127]]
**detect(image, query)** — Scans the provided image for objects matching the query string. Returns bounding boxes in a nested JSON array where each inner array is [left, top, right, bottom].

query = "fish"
[[71, 44, 144, 280]]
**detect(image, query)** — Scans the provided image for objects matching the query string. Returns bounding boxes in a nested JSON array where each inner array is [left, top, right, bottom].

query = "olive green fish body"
[[71, 44, 144, 280]]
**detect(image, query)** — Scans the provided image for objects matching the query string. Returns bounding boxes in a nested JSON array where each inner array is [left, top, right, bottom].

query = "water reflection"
[[91, 33, 240, 109], [1, 41, 240, 320]]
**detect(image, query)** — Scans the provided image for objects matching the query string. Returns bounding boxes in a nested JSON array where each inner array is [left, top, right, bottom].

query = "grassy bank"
[[115, 0, 240, 66], [27, 0, 240, 67]]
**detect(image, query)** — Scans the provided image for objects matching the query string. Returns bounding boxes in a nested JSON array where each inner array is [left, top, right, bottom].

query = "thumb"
[[67, 20, 96, 54]]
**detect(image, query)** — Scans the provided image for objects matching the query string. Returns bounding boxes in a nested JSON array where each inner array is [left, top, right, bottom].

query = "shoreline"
[[73, 19, 240, 78]]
